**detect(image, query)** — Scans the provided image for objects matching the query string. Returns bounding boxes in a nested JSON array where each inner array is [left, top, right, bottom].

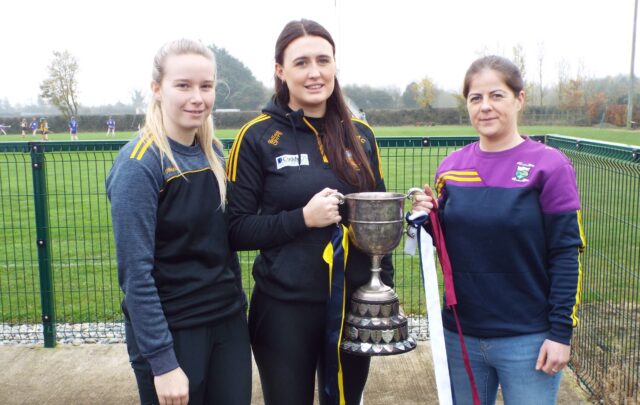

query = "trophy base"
[[341, 294, 417, 356], [341, 338, 417, 356]]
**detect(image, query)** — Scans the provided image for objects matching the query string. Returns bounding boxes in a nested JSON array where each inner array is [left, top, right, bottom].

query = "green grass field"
[[1, 125, 638, 325], [1, 124, 639, 145]]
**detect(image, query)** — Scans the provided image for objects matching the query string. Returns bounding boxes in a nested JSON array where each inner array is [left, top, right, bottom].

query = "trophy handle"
[[331, 192, 345, 204], [406, 187, 423, 201]]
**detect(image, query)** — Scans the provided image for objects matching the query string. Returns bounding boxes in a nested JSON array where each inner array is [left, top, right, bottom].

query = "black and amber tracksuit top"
[[226, 100, 392, 303]]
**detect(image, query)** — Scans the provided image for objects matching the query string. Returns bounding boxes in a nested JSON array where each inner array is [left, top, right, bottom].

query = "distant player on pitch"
[[38, 118, 49, 141], [106, 116, 116, 137], [69, 116, 79, 140], [30, 117, 38, 136], [21, 119, 28, 138]]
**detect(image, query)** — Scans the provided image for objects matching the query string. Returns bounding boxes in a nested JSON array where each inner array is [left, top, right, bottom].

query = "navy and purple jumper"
[[434, 137, 585, 345]]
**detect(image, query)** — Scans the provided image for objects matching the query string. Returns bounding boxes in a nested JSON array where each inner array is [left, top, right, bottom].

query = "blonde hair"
[[143, 38, 226, 207]]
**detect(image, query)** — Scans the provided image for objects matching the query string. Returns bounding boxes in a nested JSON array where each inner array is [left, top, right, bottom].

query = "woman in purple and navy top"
[[413, 55, 586, 405]]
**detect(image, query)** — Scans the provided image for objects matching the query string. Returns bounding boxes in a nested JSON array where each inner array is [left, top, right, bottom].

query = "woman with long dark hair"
[[227, 19, 391, 405]]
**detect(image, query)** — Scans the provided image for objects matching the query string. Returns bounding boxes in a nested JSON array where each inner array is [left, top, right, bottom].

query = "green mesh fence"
[[0, 135, 638, 401], [0, 137, 472, 345], [545, 135, 640, 402]]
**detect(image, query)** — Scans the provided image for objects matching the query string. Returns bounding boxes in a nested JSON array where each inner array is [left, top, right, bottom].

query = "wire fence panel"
[[1, 135, 639, 402], [0, 143, 127, 344], [0, 144, 41, 341], [45, 147, 123, 343], [547, 135, 640, 402]]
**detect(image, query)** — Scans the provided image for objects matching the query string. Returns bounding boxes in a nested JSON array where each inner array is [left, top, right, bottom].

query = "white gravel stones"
[[0, 322, 125, 345], [1, 316, 431, 345]]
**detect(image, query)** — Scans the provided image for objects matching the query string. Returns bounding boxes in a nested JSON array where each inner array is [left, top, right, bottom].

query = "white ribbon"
[[420, 225, 453, 405], [406, 212, 453, 405]]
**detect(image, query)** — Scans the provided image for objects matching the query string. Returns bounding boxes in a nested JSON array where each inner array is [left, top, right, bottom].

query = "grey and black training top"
[[106, 134, 245, 376]]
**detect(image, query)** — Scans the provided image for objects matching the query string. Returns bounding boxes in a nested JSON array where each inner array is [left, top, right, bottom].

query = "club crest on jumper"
[[513, 162, 534, 183]]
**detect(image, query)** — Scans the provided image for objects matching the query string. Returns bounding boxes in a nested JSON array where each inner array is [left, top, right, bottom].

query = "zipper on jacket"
[[302, 117, 329, 164]]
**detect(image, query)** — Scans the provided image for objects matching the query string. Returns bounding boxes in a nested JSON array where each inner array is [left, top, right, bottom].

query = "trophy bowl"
[[345, 192, 405, 256], [338, 189, 420, 356]]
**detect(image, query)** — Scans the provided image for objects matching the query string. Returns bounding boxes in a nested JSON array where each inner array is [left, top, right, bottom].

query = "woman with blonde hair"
[[107, 39, 251, 405]]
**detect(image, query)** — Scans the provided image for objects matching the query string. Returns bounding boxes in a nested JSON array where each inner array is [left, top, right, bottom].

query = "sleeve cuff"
[[146, 345, 179, 376], [283, 207, 307, 237], [548, 323, 573, 345]]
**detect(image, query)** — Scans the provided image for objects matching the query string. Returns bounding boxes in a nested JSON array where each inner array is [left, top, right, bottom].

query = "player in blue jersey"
[[106, 116, 116, 136], [30, 117, 38, 136], [106, 39, 251, 405], [413, 55, 585, 405], [68, 116, 78, 140]]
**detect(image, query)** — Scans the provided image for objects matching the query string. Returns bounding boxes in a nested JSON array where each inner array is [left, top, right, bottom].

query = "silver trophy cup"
[[337, 189, 421, 356]]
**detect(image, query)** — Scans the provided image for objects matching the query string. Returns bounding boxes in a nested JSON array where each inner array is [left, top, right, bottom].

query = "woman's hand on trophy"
[[411, 184, 437, 215], [303, 188, 343, 228]]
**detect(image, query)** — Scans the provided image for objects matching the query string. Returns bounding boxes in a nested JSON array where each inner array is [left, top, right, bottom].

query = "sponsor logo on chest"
[[268, 130, 283, 145], [276, 154, 309, 169], [512, 162, 534, 182]]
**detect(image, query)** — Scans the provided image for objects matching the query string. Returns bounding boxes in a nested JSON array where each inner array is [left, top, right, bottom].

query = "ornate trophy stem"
[[362, 255, 391, 293]]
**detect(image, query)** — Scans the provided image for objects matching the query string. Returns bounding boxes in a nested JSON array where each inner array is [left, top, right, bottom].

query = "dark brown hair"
[[462, 55, 524, 99], [274, 19, 375, 191]]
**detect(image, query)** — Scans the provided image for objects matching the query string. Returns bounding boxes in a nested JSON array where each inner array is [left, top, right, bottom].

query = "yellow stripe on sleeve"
[[571, 209, 587, 327], [435, 172, 482, 194], [136, 139, 154, 160], [351, 118, 383, 179], [227, 114, 270, 181], [373, 140, 384, 180], [436, 170, 480, 178], [577, 210, 587, 252], [351, 117, 374, 134], [571, 251, 583, 327], [129, 134, 149, 159]]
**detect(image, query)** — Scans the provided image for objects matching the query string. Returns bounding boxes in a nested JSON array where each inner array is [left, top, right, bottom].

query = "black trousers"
[[249, 289, 370, 405], [125, 311, 252, 405]]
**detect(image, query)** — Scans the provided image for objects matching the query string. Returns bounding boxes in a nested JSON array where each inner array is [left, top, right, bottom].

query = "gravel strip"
[[1, 317, 430, 346]]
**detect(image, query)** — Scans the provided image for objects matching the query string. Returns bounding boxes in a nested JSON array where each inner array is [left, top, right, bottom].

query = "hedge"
[[0, 112, 262, 133], [1, 106, 631, 134]]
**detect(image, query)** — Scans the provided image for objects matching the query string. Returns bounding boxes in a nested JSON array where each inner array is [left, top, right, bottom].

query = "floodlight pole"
[[628, 0, 638, 129]]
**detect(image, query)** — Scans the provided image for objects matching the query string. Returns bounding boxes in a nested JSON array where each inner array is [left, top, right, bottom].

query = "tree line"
[[1, 44, 638, 127]]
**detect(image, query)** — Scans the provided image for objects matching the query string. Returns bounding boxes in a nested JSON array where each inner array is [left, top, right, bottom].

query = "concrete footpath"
[[0, 342, 591, 404]]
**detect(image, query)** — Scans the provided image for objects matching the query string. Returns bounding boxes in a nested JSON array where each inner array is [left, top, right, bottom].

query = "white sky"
[[1, 0, 637, 106]]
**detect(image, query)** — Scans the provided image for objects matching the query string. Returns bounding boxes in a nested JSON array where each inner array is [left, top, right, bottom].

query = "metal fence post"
[[30, 143, 56, 348]]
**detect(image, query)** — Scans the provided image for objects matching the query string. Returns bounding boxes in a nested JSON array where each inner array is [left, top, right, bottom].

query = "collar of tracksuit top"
[[264, 99, 323, 130], [263, 100, 329, 164]]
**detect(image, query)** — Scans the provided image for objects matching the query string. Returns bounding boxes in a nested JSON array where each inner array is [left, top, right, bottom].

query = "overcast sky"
[[1, 0, 637, 106]]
